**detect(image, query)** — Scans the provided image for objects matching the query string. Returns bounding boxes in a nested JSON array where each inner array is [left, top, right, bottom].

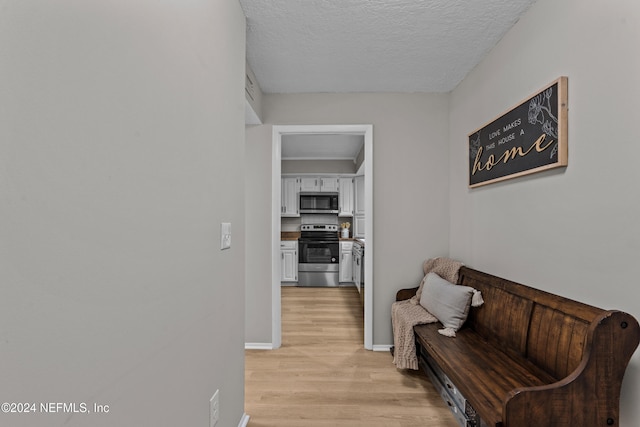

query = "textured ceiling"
[[239, 0, 538, 94]]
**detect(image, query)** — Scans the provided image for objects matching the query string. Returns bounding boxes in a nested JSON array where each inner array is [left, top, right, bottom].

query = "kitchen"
[[279, 134, 367, 306]]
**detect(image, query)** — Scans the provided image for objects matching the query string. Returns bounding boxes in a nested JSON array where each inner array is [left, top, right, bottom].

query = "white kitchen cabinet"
[[353, 215, 365, 239], [319, 177, 339, 192], [339, 241, 353, 283], [354, 175, 365, 215], [299, 176, 339, 193], [280, 240, 298, 283], [281, 177, 300, 217], [299, 177, 320, 192], [338, 177, 354, 217], [353, 175, 365, 238]]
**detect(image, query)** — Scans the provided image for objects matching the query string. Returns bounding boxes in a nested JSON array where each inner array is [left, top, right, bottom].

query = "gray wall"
[[245, 124, 275, 343], [0, 1, 247, 426], [448, 0, 640, 425], [245, 93, 451, 345], [282, 159, 357, 174]]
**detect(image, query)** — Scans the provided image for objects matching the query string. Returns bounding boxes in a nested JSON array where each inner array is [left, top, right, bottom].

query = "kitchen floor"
[[245, 286, 458, 426]]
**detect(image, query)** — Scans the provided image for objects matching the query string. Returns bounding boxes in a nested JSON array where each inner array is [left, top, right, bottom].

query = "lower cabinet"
[[280, 240, 298, 283], [353, 214, 365, 238], [339, 241, 353, 283]]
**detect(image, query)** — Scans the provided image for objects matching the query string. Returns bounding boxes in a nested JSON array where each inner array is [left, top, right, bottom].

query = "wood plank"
[[246, 287, 458, 426], [415, 323, 557, 426]]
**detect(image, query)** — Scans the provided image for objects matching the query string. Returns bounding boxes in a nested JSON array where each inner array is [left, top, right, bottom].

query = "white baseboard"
[[372, 344, 393, 352], [245, 342, 274, 350], [238, 413, 250, 427]]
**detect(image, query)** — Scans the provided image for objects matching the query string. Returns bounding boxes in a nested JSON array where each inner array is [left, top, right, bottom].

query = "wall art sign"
[[468, 77, 568, 188]]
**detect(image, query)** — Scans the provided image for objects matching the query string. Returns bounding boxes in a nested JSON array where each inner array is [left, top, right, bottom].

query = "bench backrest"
[[458, 267, 604, 380]]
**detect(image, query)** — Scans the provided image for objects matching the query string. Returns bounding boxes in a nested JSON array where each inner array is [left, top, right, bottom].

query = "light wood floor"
[[245, 286, 458, 426]]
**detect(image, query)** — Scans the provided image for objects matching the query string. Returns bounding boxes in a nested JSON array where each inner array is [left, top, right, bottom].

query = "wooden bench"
[[396, 266, 640, 427]]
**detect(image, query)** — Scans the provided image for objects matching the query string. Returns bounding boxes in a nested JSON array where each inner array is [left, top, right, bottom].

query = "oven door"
[[298, 239, 339, 287], [298, 240, 339, 264]]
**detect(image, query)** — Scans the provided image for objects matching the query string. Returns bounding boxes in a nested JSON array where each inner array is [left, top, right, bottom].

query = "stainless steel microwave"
[[299, 192, 339, 214]]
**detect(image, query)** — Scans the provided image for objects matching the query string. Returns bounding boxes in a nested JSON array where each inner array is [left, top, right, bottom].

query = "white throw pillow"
[[419, 272, 475, 331]]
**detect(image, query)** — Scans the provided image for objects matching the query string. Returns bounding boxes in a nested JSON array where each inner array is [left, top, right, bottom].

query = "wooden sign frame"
[[468, 77, 568, 188]]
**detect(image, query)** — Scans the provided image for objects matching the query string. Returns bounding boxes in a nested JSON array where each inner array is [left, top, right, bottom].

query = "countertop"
[[353, 238, 365, 246], [281, 231, 301, 241]]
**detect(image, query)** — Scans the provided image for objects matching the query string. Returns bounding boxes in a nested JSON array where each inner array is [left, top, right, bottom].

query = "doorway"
[[271, 125, 373, 349]]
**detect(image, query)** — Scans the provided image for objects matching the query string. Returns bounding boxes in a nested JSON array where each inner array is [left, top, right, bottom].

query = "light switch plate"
[[220, 223, 231, 250]]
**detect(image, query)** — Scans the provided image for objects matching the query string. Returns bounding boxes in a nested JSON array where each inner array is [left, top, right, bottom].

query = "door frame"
[[271, 124, 373, 349]]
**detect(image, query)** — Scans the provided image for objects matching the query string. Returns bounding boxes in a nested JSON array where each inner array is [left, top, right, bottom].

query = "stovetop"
[[299, 224, 339, 241]]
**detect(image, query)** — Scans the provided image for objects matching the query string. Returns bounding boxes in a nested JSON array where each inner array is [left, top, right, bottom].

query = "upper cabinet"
[[319, 177, 339, 192], [281, 177, 300, 217], [300, 177, 339, 193], [338, 177, 354, 217], [354, 175, 365, 215], [353, 175, 365, 238]]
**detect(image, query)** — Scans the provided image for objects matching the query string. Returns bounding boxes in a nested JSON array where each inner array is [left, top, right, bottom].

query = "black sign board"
[[468, 77, 568, 188]]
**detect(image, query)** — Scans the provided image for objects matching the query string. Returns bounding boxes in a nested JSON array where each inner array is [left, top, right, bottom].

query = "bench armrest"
[[503, 311, 640, 427], [396, 287, 419, 301]]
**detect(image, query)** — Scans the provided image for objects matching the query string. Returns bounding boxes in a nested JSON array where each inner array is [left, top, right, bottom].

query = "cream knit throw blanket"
[[391, 300, 437, 369], [391, 257, 463, 370]]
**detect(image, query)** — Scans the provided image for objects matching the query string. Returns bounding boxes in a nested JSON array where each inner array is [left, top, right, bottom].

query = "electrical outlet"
[[210, 389, 220, 427], [220, 223, 231, 250]]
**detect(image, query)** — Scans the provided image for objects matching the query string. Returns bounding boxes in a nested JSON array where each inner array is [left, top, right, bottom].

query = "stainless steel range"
[[298, 224, 339, 287]]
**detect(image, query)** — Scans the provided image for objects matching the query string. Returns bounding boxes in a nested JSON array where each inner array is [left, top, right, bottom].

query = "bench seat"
[[415, 322, 556, 427]]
